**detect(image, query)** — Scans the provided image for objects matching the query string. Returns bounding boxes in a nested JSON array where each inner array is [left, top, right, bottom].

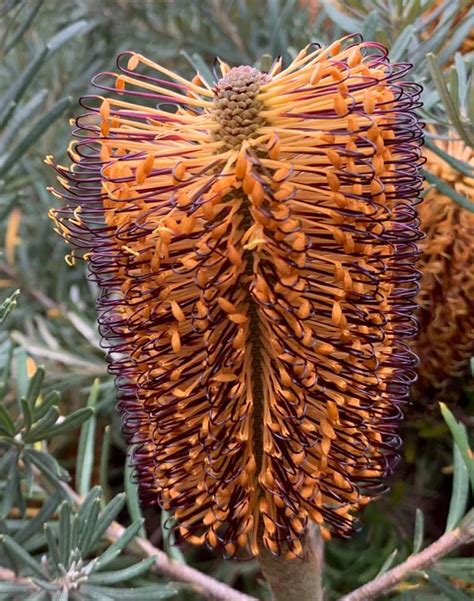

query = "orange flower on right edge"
[[415, 134, 474, 395]]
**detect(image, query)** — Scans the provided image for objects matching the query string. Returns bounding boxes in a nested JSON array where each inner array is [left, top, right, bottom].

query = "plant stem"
[[340, 509, 474, 601], [258, 525, 324, 601]]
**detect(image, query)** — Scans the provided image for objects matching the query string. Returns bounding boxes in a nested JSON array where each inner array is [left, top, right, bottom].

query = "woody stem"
[[258, 525, 324, 601]]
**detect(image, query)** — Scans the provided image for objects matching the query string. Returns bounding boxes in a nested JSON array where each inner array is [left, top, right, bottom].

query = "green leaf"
[[437, 558, 474, 584], [0, 582, 34, 594], [78, 486, 102, 522], [0, 447, 17, 477], [0, 289, 20, 324], [99, 425, 111, 505], [23, 406, 60, 443], [413, 508, 425, 553], [95, 520, 144, 570], [0, 46, 50, 126], [20, 398, 33, 432], [422, 169, 474, 213], [438, 10, 474, 65], [0, 96, 73, 177], [426, 53, 473, 147], [179, 50, 214, 85], [88, 557, 157, 584], [47, 19, 97, 54], [39, 407, 94, 440], [0, 404, 16, 437], [321, 0, 361, 33], [424, 137, 473, 178], [80, 584, 177, 600], [161, 510, 186, 565], [390, 25, 415, 62], [0, 460, 21, 518], [26, 366, 45, 407], [58, 502, 71, 568], [33, 390, 60, 421], [440, 403, 474, 493], [376, 548, 398, 577], [26, 449, 70, 484], [78, 498, 101, 555], [44, 523, 61, 569], [0, 534, 46, 578], [3, 0, 44, 54], [427, 568, 472, 601], [125, 447, 145, 538], [14, 491, 61, 545], [14, 348, 30, 403], [76, 379, 99, 496], [85, 493, 126, 555], [446, 444, 469, 531]]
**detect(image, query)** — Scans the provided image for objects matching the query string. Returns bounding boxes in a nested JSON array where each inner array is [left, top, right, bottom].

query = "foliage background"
[[0, 0, 473, 599]]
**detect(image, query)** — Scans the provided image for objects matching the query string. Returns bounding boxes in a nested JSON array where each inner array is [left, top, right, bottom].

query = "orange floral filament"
[[49, 34, 424, 559]]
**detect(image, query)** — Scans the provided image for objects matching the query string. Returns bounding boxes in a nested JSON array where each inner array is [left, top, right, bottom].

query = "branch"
[[340, 509, 474, 601], [34, 470, 258, 601]]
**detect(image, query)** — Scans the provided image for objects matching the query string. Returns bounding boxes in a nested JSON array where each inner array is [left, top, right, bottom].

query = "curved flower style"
[[416, 134, 473, 393], [48, 35, 424, 559]]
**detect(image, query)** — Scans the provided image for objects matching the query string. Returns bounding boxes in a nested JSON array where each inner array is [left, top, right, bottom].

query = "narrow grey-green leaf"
[[85, 493, 126, 554], [99, 425, 111, 505], [94, 520, 144, 570], [0, 97, 72, 177], [424, 137, 473, 178], [427, 568, 472, 601], [440, 403, 474, 493], [0, 46, 50, 123], [0, 535, 46, 578], [44, 523, 61, 569], [422, 169, 474, 213], [427, 53, 473, 147], [0, 404, 16, 437], [321, 0, 361, 32], [33, 390, 60, 421], [4, 0, 44, 54], [78, 498, 101, 554], [80, 584, 177, 600], [26, 366, 45, 407], [20, 398, 33, 432], [47, 20, 96, 54], [23, 406, 60, 443], [58, 502, 71, 568], [76, 379, 99, 496], [124, 447, 145, 538], [87, 557, 157, 585], [40, 407, 93, 440], [161, 510, 186, 565], [26, 449, 70, 484], [0, 582, 35, 594], [376, 548, 398, 577], [15, 491, 61, 545], [446, 444, 469, 531], [413, 508, 424, 553]]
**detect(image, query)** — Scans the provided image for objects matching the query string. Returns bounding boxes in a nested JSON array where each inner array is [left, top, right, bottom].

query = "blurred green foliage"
[[0, 0, 473, 599]]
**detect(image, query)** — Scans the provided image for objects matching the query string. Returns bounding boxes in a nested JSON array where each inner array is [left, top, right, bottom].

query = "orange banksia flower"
[[48, 34, 424, 558], [415, 134, 473, 393]]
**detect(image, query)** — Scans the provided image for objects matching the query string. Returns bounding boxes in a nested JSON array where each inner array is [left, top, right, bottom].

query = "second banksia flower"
[[49, 34, 424, 558]]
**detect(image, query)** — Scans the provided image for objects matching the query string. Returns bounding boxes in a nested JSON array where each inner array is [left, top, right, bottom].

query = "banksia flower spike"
[[48, 34, 424, 559], [416, 133, 473, 393]]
